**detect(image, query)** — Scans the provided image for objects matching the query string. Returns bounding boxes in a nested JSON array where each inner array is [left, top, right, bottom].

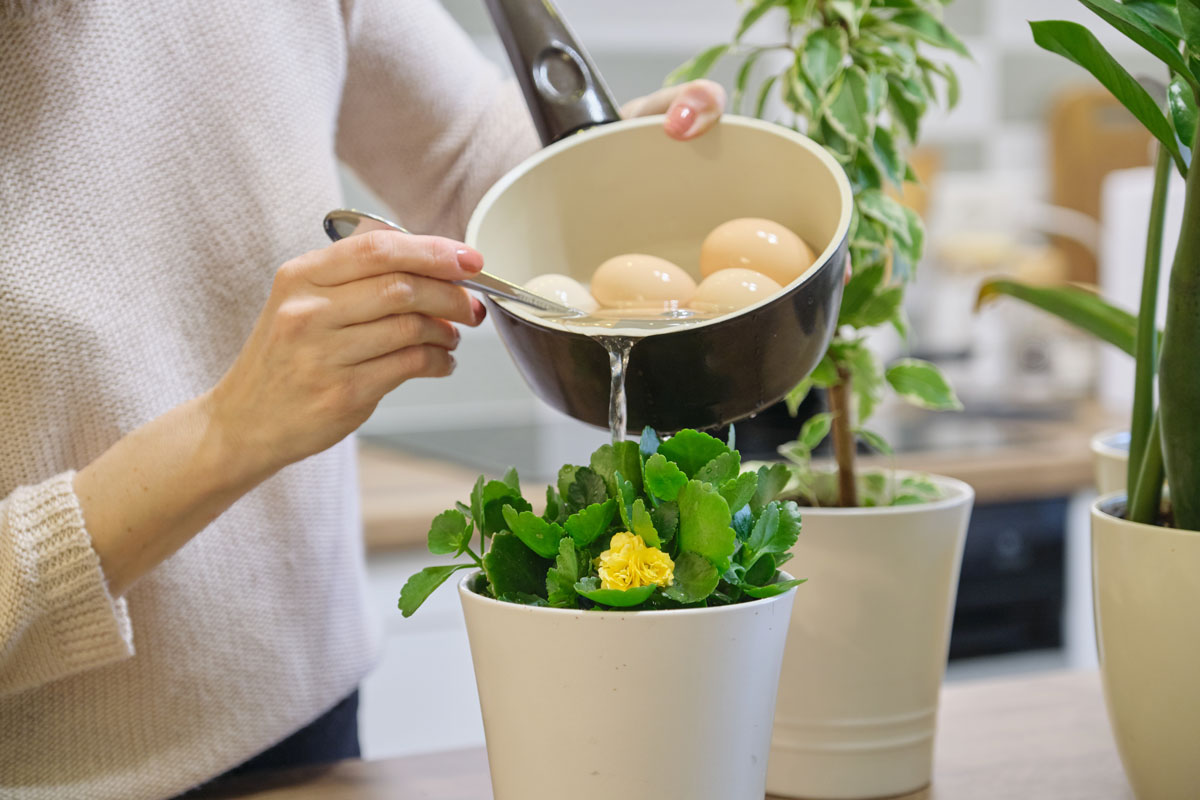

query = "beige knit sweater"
[[0, 1, 537, 797]]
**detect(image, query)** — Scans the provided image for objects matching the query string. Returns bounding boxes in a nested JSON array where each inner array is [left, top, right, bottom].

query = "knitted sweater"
[[0, 1, 537, 797]]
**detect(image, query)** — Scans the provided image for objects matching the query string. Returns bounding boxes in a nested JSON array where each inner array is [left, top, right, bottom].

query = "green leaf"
[[501, 505, 565, 559], [574, 577, 657, 608], [840, 262, 887, 322], [644, 453, 689, 501], [857, 189, 912, 244], [753, 463, 792, 511], [557, 465, 580, 499], [615, 471, 638, 529], [799, 412, 833, 450], [564, 499, 618, 547], [1177, 0, 1200, 50], [399, 564, 470, 617], [1169, 75, 1198, 150], [745, 502, 780, 559], [742, 552, 776, 586], [890, 10, 970, 57], [480, 481, 531, 537], [662, 551, 720, 603], [427, 509, 472, 556], [827, 66, 873, 142], [1126, 1, 1184, 40], [744, 500, 801, 561], [651, 502, 680, 546], [631, 499, 661, 547], [834, 339, 884, 422], [590, 441, 643, 495], [469, 475, 486, 532], [546, 537, 584, 608], [886, 358, 963, 411], [695, 450, 742, 486], [1030, 20, 1185, 172], [732, 505, 754, 540], [677, 480, 735, 571], [809, 354, 840, 387], [483, 532, 552, 599], [737, 0, 781, 41], [755, 74, 780, 118], [976, 278, 1138, 355], [742, 578, 807, 598], [846, 285, 905, 328], [872, 126, 905, 186], [501, 466, 520, 494], [496, 591, 548, 606], [665, 44, 730, 86], [566, 467, 609, 510], [802, 28, 847, 92], [544, 485, 563, 524], [639, 427, 662, 460], [720, 471, 759, 513], [829, 0, 861, 37], [1078, 0, 1193, 82], [785, 377, 813, 416], [856, 428, 894, 455], [658, 430, 731, 478]]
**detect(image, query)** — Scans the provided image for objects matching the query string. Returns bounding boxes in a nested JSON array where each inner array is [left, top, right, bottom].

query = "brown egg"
[[525, 273, 599, 313], [690, 268, 783, 314], [700, 218, 816, 286], [590, 254, 697, 309]]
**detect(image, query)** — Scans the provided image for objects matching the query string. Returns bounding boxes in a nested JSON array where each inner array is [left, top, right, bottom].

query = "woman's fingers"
[[354, 344, 457, 399], [328, 272, 485, 327], [337, 313, 460, 366], [622, 80, 726, 140], [302, 231, 485, 286]]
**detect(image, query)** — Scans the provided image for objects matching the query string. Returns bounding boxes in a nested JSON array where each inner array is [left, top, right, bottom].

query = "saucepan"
[[475, 0, 853, 433]]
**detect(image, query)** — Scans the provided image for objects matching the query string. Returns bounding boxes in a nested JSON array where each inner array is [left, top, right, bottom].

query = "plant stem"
[[1128, 410, 1165, 525], [829, 367, 858, 507], [1159, 122, 1200, 531], [1128, 145, 1171, 500]]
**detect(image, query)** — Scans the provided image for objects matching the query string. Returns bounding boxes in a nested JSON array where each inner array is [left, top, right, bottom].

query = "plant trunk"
[[1158, 125, 1200, 531], [1128, 146, 1170, 501], [829, 367, 858, 507], [1129, 410, 1165, 525]]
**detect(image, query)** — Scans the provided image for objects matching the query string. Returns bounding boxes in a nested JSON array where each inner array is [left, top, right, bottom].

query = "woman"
[[0, 2, 725, 797]]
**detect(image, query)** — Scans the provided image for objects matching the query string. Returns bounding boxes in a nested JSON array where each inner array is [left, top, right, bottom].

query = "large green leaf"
[[590, 441, 643, 496], [857, 189, 912, 244], [1126, 1, 1184, 40], [827, 66, 873, 142], [719, 472, 759, 513], [802, 28, 847, 92], [563, 498, 617, 547], [742, 578, 807, 598], [565, 467, 608, 510], [1180, 0, 1200, 49], [890, 10, 970, 57], [1078, 0, 1193, 81], [630, 499, 661, 547], [694, 451, 742, 486], [677, 480, 735, 571], [398, 564, 470, 618], [662, 551, 721, 603], [483, 532, 552, 598], [752, 463, 793, 512], [658, 429, 732, 478], [666, 44, 730, 86], [1030, 20, 1185, 171], [1169, 75, 1198, 149], [798, 412, 833, 450], [885, 358, 963, 411], [976, 278, 1138, 355], [644, 453, 689, 501], [546, 537, 584, 608], [574, 577, 656, 608], [427, 509, 472, 556], [501, 505, 564, 559]]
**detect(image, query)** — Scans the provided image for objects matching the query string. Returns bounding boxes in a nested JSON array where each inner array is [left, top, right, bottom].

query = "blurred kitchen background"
[[345, 0, 1184, 760]]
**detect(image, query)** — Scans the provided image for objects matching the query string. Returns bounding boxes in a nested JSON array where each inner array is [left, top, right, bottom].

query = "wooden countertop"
[[193, 670, 1131, 799], [359, 402, 1121, 551]]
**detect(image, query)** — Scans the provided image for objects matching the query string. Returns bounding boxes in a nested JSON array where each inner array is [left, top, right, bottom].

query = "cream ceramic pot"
[[1092, 494, 1200, 799], [768, 474, 974, 799], [459, 572, 797, 800], [1091, 430, 1129, 496]]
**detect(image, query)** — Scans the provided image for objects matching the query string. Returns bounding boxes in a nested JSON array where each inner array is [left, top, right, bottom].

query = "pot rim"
[[457, 569, 797, 619], [783, 470, 974, 516], [1092, 491, 1194, 538], [464, 114, 854, 337], [1090, 429, 1130, 460]]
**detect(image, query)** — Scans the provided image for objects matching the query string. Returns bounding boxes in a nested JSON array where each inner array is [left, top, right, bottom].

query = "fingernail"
[[448, 354, 457, 373], [456, 247, 484, 273], [665, 103, 697, 138], [475, 301, 488, 324]]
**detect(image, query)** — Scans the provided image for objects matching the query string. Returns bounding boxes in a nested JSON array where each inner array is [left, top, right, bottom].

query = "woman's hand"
[[210, 231, 487, 478], [621, 80, 727, 140]]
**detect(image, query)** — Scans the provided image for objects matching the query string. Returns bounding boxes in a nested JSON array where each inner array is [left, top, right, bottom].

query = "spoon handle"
[[455, 273, 576, 314]]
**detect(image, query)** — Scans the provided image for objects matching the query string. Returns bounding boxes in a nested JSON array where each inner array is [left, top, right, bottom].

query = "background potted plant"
[[667, 1, 972, 797], [970, 1, 1200, 795], [399, 429, 803, 800]]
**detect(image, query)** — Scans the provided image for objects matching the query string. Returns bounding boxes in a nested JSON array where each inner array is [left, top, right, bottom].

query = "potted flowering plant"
[[668, 1, 972, 797], [400, 429, 803, 800], [972, 1, 1200, 795]]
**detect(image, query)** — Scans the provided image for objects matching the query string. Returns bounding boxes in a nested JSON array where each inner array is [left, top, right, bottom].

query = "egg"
[[700, 218, 817, 286], [524, 273, 599, 312], [590, 254, 697, 310], [690, 268, 783, 314]]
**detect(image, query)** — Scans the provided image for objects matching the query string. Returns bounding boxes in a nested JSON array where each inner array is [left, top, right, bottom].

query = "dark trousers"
[[178, 690, 360, 796]]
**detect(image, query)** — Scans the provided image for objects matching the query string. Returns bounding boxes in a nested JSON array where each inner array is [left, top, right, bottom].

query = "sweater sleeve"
[[334, 0, 540, 240], [0, 472, 134, 698]]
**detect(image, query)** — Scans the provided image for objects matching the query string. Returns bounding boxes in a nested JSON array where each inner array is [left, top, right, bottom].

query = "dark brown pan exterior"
[[486, 238, 847, 434]]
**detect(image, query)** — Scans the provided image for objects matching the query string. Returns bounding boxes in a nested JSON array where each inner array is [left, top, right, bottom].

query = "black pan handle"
[[484, 0, 622, 145]]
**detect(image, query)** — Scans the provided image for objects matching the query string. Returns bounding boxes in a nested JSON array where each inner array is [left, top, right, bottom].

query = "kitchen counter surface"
[[192, 669, 1130, 799], [359, 402, 1120, 551]]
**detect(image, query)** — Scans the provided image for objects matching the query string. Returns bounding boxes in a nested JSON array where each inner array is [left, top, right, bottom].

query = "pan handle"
[[483, 0, 622, 145]]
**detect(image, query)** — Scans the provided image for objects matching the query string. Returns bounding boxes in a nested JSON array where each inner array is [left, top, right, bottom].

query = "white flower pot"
[[1090, 429, 1129, 496], [1092, 495, 1200, 799], [767, 474, 974, 799], [459, 572, 798, 800]]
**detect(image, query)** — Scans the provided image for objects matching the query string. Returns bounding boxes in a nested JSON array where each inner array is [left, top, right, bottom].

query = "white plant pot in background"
[[1090, 429, 1129, 496], [767, 474, 974, 800], [459, 573, 797, 800], [1092, 495, 1200, 799]]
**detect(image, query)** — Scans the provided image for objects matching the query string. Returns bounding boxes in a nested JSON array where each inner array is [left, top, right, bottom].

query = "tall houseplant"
[[668, 0, 964, 507], [972, 2, 1200, 795], [669, 3, 975, 798]]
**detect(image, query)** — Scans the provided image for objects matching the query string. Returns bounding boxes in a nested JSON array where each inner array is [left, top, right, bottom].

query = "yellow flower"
[[596, 532, 675, 591]]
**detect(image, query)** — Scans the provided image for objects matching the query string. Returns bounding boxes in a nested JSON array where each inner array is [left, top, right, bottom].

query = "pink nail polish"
[[665, 103, 697, 138], [456, 247, 484, 272]]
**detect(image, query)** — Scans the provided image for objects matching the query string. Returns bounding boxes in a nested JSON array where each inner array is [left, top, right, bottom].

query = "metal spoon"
[[322, 209, 581, 315]]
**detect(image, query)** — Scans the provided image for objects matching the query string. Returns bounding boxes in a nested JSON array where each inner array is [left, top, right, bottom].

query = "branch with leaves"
[[668, 0, 966, 507]]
